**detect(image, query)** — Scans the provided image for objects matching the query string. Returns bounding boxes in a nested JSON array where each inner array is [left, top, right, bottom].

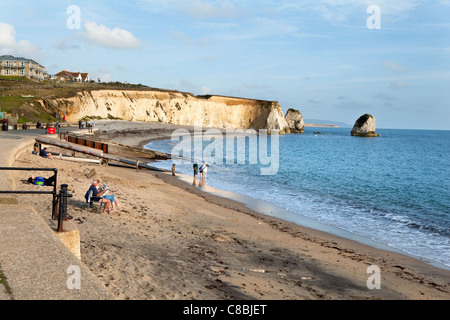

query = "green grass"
[[0, 96, 35, 113], [0, 76, 27, 82], [0, 96, 58, 124], [81, 115, 104, 121]]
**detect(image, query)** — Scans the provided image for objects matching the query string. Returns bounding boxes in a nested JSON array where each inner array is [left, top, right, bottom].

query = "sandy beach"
[[9, 120, 450, 300]]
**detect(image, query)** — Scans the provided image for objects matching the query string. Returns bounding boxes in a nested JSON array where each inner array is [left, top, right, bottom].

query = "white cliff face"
[[284, 108, 304, 133], [45, 90, 289, 132], [351, 114, 379, 137], [265, 102, 289, 133]]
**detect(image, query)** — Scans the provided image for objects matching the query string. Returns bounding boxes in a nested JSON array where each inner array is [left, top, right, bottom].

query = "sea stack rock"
[[284, 108, 304, 133], [351, 114, 380, 137]]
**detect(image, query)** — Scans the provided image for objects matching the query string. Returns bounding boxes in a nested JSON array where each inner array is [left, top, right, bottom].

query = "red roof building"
[[55, 70, 91, 82]]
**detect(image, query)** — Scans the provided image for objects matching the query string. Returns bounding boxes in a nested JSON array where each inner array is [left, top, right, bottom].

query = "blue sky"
[[1, 0, 449, 130]]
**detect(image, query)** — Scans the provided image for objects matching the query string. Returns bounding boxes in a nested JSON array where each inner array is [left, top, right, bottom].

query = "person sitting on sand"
[[99, 184, 120, 213], [84, 179, 111, 214], [39, 147, 54, 160]]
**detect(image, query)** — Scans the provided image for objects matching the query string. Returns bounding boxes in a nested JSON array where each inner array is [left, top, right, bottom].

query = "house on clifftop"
[[0, 55, 45, 81], [55, 70, 91, 82]]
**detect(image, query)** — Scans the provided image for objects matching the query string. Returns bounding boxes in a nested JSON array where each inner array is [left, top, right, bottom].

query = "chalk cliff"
[[351, 114, 380, 137], [41, 90, 290, 132]]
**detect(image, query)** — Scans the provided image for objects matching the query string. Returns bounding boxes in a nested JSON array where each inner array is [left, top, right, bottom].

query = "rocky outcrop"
[[284, 108, 304, 133], [41, 90, 290, 133], [351, 114, 380, 137], [265, 102, 289, 134]]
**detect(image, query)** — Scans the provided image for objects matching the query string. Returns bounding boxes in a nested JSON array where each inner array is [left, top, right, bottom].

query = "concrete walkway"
[[0, 130, 114, 300]]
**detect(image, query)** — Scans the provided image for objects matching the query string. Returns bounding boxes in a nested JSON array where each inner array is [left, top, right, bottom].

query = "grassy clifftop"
[[0, 78, 154, 123]]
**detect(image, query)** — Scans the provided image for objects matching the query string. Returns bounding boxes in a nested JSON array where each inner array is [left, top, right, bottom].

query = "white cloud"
[[0, 23, 16, 48], [83, 22, 141, 49], [0, 23, 41, 60]]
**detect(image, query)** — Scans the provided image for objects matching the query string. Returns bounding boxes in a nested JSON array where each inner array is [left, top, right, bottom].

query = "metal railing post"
[[57, 186, 65, 232], [57, 184, 72, 232]]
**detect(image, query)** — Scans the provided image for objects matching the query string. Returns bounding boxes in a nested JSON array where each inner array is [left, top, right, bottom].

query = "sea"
[[144, 127, 450, 269]]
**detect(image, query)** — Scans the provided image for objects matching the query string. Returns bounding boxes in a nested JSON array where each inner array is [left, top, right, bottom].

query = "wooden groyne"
[[35, 135, 171, 171], [60, 133, 171, 160]]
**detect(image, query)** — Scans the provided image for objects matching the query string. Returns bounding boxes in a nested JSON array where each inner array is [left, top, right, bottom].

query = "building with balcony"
[[0, 55, 45, 81]]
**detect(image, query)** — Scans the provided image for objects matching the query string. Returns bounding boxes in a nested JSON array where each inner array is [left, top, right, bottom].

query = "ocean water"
[[145, 127, 450, 268]]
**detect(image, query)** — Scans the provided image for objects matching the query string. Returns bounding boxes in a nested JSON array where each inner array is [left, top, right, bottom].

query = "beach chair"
[[85, 189, 104, 212]]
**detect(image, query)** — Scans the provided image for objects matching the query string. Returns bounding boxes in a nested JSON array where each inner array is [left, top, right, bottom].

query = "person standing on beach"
[[87, 120, 93, 134], [193, 161, 199, 183], [199, 162, 209, 181]]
